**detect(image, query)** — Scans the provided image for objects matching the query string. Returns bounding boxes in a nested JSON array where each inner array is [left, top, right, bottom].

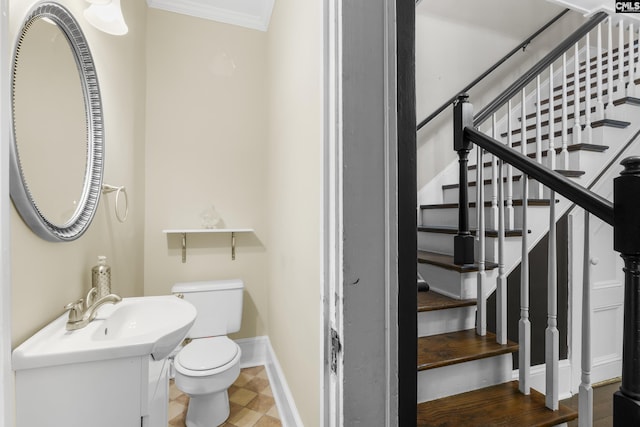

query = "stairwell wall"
[[416, 1, 586, 201]]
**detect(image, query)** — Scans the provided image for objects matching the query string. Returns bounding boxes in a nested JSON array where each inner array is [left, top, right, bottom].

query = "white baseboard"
[[236, 336, 303, 427]]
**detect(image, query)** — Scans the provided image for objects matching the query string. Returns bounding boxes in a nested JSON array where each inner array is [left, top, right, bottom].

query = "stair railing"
[[456, 94, 640, 425], [416, 9, 570, 131]]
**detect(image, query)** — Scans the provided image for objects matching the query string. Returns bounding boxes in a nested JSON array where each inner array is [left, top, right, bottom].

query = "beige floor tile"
[[256, 368, 269, 380], [244, 377, 270, 394], [234, 371, 253, 387], [261, 386, 274, 398], [254, 415, 282, 427], [229, 388, 258, 406], [228, 407, 263, 427], [243, 366, 265, 377], [168, 400, 186, 421], [266, 405, 280, 420], [246, 394, 276, 413]]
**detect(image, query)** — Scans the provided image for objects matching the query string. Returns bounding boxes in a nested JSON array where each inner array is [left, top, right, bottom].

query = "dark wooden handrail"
[[416, 9, 570, 131], [464, 126, 614, 225], [473, 11, 607, 126]]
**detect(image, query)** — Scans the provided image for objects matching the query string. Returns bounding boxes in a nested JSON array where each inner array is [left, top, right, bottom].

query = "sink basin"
[[12, 296, 197, 370]]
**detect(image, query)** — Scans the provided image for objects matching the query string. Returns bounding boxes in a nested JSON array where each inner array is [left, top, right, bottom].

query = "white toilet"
[[171, 279, 244, 427]]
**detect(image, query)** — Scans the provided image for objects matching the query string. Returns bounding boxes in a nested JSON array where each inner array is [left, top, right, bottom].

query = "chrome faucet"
[[65, 288, 122, 331]]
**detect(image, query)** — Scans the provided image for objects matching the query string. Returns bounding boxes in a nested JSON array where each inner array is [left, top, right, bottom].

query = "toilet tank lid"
[[172, 279, 244, 293]]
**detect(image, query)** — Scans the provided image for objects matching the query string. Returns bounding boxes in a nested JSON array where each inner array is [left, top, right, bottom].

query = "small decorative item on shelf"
[[200, 205, 222, 229]]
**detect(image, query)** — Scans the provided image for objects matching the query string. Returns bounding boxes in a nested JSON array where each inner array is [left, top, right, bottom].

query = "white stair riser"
[[418, 230, 522, 262], [418, 306, 476, 337], [422, 205, 533, 229], [417, 354, 513, 403], [417, 263, 497, 300], [442, 179, 554, 204]]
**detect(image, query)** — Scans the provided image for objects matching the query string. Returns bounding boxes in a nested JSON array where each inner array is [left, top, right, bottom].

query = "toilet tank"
[[171, 279, 244, 338]]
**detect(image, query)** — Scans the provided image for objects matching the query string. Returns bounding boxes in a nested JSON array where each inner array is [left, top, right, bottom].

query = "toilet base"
[[185, 390, 230, 427]]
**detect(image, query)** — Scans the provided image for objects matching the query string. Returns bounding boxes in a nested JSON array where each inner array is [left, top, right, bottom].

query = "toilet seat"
[[175, 336, 240, 377]]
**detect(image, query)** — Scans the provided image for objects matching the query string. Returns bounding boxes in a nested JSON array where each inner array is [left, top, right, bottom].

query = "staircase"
[[415, 11, 640, 426]]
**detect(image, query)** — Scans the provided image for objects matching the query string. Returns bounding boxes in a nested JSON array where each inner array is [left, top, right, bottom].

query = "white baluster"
[[545, 192, 559, 410], [519, 173, 531, 395], [628, 22, 637, 97], [561, 53, 570, 170], [548, 65, 556, 171], [521, 89, 528, 202], [579, 212, 594, 427], [583, 32, 593, 144], [616, 19, 625, 99], [606, 17, 614, 117], [496, 158, 507, 345], [595, 22, 605, 120], [507, 100, 515, 229], [491, 114, 499, 230], [634, 24, 640, 85], [573, 42, 583, 146], [535, 75, 543, 198], [477, 144, 486, 336]]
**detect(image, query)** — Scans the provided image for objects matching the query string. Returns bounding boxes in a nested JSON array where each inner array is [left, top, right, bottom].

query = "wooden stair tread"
[[418, 225, 526, 238], [417, 381, 578, 427], [417, 250, 498, 272], [417, 329, 517, 371], [420, 199, 552, 210], [417, 291, 476, 312]]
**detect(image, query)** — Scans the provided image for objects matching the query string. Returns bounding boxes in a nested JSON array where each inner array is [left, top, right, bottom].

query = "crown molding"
[[146, 0, 275, 32]]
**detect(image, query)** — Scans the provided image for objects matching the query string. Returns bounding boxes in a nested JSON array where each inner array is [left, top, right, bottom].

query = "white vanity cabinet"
[[15, 355, 170, 427]]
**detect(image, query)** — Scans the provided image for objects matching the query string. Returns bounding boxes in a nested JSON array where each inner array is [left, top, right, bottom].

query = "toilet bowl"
[[171, 279, 244, 427], [174, 337, 242, 426]]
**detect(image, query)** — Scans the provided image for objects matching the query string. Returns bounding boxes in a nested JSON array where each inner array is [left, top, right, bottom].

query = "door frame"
[[322, 0, 416, 425]]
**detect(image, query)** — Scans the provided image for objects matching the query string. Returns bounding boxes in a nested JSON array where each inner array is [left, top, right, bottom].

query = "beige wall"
[[143, 9, 270, 340], [266, 0, 322, 425], [10, 0, 147, 347]]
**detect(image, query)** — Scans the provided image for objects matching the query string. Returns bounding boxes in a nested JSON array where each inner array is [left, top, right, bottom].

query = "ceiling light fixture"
[[84, 0, 128, 36]]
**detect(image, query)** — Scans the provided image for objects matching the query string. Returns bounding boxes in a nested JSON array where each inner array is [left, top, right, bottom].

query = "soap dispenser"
[[91, 256, 111, 299]]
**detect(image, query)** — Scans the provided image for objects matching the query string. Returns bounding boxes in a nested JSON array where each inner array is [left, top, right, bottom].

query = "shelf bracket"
[[181, 232, 187, 263], [231, 232, 236, 260]]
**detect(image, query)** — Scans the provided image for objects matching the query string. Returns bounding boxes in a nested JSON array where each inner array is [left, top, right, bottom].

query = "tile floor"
[[168, 365, 282, 427]]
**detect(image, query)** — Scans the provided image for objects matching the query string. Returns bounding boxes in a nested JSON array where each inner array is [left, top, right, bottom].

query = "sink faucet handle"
[[64, 299, 85, 323], [86, 287, 98, 308]]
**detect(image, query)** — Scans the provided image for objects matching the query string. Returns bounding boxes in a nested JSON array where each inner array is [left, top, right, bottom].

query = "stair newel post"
[[573, 42, 583, 146], [496, 157, 507, 345], [561, 52, 570, 170], [606, 17, 614, 117], [613, 156, 640, 426], [453, 94, 475, 266], [595, 22, 605, 121], [628, 23, 637, 98], [584, 32, 593, 144], [579, 211, 594, 427], [519, 169, 531, 396], [490, 114, 499, 230], [507, 100, 515, 229]]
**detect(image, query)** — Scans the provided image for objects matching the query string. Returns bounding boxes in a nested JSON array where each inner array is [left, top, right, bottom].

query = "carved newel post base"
[[613, 156, 640, 426]]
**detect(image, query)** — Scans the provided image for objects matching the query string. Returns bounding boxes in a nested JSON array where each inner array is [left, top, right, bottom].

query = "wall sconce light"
[[84, 0, 128, 36]]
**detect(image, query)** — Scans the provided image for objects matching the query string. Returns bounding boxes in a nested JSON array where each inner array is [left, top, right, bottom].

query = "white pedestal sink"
[[12, 295, 196, 427]]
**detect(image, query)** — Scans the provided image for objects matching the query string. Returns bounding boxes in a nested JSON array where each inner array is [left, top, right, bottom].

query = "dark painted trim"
[[397, 0, 417, 424]]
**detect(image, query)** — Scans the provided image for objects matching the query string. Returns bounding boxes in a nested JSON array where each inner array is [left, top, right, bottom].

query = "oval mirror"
[[10, 2, 104, 242]]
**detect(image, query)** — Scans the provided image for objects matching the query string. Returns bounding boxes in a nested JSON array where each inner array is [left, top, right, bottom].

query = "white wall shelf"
[[162, 228, 254, 262]]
